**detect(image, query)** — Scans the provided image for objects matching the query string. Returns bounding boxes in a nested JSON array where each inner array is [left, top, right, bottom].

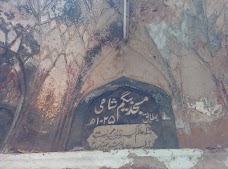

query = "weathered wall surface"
[[0, 0, 228, 153], [0, 149, 228, 169]]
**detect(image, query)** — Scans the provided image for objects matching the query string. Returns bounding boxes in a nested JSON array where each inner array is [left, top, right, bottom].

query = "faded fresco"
[[0, 0, 228, 153]]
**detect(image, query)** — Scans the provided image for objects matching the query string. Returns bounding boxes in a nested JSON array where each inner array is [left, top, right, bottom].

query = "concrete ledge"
[[0, 149, 227, 169]]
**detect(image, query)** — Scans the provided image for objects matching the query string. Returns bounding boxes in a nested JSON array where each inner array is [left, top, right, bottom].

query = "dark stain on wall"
[[0, 107, 13, 145], [63, 0, 82, 24]]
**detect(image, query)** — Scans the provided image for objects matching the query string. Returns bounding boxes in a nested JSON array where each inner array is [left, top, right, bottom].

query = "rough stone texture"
[[0, 0, 227, 153]]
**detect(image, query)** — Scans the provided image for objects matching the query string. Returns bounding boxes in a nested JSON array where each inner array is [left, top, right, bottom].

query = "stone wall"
[[0, 0, 227, 153]]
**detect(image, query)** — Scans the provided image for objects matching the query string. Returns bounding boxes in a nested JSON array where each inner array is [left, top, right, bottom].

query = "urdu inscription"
[[67, 78, 179, 151], [86, 91, 162, 127]]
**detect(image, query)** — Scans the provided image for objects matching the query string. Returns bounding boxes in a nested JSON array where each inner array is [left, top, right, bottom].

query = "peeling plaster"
[[146, 19, 192, 60], [225, 156, 228, 167], [187, 98, 223, 117], [128, 149, 203, 169], [0, 149, 203, 169], [146, 21, 170, 60]]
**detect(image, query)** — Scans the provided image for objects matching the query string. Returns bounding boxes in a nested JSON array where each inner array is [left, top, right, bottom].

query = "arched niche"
[[66, 77, 179, 151]]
